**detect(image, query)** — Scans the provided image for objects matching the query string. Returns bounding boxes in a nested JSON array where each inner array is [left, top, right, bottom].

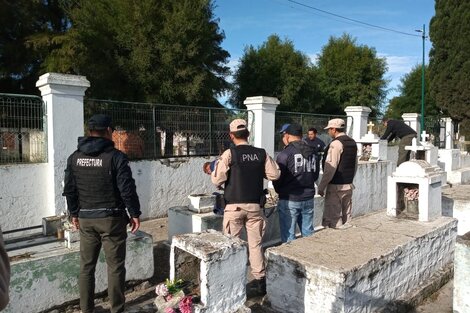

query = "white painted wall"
[[130, 157, 218, 219], [0, 163, 49, 231]]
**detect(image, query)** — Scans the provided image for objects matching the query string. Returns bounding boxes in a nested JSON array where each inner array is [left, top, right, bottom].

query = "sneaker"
[[336, 223, 353, 230]]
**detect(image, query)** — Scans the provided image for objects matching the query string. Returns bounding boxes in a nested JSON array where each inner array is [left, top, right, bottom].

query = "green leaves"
[[316, 34, 388, 117], [429, 0, 470, 125]]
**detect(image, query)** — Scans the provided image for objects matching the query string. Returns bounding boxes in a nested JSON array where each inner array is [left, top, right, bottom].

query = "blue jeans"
[[278, 198, 314, 243]]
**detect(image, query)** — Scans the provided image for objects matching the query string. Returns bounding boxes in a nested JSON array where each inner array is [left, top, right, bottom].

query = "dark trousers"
[[79, 217, 128, 313], [397, 134, 417, 166]]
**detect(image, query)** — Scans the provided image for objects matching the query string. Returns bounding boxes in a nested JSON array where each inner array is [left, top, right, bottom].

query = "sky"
[[213, 0, 435, 107]]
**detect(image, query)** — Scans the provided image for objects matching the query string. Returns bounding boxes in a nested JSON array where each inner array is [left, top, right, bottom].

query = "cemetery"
[[2, 73, 470, 312]]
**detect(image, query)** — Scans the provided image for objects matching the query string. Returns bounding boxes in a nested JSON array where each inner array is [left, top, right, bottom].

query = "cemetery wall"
[[0, 163, 49, 231]]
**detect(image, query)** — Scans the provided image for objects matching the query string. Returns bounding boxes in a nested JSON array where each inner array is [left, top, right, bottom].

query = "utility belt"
[[78, 207, 128, 219]]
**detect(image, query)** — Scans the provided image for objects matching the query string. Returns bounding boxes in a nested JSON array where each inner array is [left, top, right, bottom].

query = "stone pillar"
[[402, 113, 421, 139], [36, 73, 90, 215], [443, 117, 454, 149], [454, 232, 470, 313], [244, 96, 279, 157], [344, 106, 371, 141]]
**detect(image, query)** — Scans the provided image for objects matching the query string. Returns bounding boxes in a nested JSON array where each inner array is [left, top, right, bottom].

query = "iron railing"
[[274, 111, 349, 152], [0, 93, 47, 164], [84, 99, 254, 159]]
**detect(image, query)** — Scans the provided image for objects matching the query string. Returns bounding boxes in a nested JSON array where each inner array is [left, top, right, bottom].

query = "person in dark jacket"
[[63, 114, 141, 313], [318, 118, 357, 229], [274, 123, 320, 242], [380, 118, 417, 166]]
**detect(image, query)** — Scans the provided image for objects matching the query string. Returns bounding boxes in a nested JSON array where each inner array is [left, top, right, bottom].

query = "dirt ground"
[[51, 217, 454, 313]]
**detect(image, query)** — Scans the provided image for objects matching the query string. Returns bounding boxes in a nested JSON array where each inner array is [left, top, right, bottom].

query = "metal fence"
[[84, 99, 254, 160], [0, 93, 47, 164], [274, 111, 349, 152], [424, 116, 446, 148]]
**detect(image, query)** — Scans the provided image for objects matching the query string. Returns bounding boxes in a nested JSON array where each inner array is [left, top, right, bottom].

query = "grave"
[[4, 229, 154, 313], [454, 231, 470, 313], [264, 211, 457, 313], [387, 159, 442, 222], [170, 230, 249, 313], [356, 122, 387, 161]]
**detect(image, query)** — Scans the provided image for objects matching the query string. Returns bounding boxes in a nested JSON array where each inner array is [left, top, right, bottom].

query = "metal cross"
[[367, 121, 374, 133]]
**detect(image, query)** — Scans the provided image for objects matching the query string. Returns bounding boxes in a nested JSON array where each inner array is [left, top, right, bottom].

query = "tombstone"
[[387, 159, 442, 222], [188, 193, 216, 213], [170, 230, 249, 313], [356, 121, 387, 161]]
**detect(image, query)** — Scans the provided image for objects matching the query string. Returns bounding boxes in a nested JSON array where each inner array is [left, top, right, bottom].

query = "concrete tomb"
[[356, 122, 387, 161], [188, 193, 217, 213], [454, 231, 470, 313], [264, 211, 457, 313], [170, 230, 248, 313], [387, 160, 442, 222]]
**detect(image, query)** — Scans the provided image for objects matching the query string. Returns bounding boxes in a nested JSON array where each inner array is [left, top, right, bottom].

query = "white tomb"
[[188, 193, 216, 213], [387, 159, 442, 222], [356, 122, 387, 161], [170, 230, 249, 313]]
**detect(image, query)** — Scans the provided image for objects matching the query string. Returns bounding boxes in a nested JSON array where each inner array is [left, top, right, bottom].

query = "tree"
[[429, 0, 470, 131], [45, 0, 230, 106], [385, 65, 438, 119], [230, 35, 322, 112], [316, 33, 388, 117], [0, 0, 69, 94]]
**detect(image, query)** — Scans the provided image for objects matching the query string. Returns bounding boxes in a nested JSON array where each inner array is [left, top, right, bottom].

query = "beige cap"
[[324, 118, 346, 129], [230, 119, 247, 132]]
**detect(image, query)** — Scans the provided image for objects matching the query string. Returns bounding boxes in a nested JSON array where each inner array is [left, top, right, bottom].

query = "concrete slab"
[[265, 211, 457, 313], [4, 230, 154, 313]]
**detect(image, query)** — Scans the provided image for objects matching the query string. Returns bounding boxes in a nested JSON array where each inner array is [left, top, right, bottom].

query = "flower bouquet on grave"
[[154, 278, 194, 313], [404, 187, 419, 214]]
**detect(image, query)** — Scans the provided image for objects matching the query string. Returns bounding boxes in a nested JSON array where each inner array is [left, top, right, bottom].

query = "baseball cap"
[[283, 123, 303, 136], [229, 119, 247, 132], [324, 118, 346, 130], [279, 124, 290, 134], [88, 114, 114, 131]]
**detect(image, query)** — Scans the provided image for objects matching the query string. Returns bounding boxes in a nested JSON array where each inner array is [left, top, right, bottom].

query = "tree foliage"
[[429, 0, 470, 124], [0, 0, 69, 94], [1, 0, 230, 106], [316, 33, 388, 117], [230, 35, 322, 112], [43, 0, 230, 106], [385, 65, 438, 119]]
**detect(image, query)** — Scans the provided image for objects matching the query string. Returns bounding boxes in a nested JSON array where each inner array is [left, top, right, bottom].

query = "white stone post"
[[402, 113, 421, 139], [36, 73, 90, 215], [344, 106, 371, 141], [443, 117, 454, 149], [244, 96, 279, 157]]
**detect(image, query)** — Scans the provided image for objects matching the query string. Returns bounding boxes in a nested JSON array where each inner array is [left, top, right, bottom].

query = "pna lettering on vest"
[[242, 154, 259, 162], [76, 158, 103, 167]]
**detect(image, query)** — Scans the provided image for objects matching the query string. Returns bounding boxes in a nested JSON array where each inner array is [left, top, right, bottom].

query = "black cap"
[[284, 123, 302, 136], [88, 114, 113, 131]]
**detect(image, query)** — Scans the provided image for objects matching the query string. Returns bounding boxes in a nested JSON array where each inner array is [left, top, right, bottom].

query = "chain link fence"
[[84, 99, 253, 160], [274, 111, 349, 152], [0, 93, 47, 164]]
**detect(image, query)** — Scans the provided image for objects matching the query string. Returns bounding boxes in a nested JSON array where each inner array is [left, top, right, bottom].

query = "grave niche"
[[396, 182, 419, 219], [173, 247, 201, 297]]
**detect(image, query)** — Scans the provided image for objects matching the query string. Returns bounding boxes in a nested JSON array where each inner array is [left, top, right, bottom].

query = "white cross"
[[421, 130, 430, 142], [409, 137, 419, 159], [367, 121, 374, 134]]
